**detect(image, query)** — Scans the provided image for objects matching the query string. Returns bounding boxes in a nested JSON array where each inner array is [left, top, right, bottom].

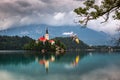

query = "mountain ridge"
[[0, 24, 111, 45]]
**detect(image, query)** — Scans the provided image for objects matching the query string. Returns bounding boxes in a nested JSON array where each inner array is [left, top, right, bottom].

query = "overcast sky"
[[0, 0, 119, 35]]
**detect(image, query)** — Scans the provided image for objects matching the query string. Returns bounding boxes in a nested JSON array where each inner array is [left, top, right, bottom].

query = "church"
[[37, 28, 55, 45], [45, 28, 49, 40]]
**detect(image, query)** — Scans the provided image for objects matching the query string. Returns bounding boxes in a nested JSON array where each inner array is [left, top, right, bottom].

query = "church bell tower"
[[45, 28, 49, 40]]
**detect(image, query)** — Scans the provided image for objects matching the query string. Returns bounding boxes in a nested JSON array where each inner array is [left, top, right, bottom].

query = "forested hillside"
[[0, 36, 88, 50], [54, 37, 88, 50], [0, 36, 34, 50]]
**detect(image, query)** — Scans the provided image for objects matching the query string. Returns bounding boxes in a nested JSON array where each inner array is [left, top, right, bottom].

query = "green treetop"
[[74, 0, 120, 26]]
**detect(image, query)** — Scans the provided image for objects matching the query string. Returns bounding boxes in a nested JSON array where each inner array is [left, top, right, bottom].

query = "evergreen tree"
[[74, 0, 120, 25], [74, 0, 120, 46]]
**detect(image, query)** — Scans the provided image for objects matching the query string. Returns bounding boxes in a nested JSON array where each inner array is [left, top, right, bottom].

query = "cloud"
[[87, 14, 120, 35], [75, 0, 120, 35], [15, 1, 31, 8], [47, 11, 77, 26], [0, 0, 119, 35], [62, 31, 74, 36], [1, 65, 120, 80], [0, 0, 82, 31], [80, 66, 120, 80], [0, 71, 14, 80], [54, 12, 65, 21]]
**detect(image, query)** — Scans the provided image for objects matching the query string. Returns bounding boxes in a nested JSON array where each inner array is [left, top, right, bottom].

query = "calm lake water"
[[0, 51, 120, 80]]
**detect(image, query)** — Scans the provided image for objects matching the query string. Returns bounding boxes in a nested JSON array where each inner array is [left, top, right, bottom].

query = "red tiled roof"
[[49, 40, 55, 43], [39, 37, 47, 42]]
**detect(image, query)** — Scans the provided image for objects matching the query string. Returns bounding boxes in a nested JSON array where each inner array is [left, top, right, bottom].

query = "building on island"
[[45, 28, 49, 40], [36, 28, 55, 45]]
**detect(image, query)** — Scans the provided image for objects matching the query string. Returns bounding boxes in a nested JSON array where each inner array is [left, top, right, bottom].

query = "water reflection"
[[70, 55, 79, 67], [0, 51, 86, 66], [1, 51, 120, 80], [39, 55, 55, 73], [0, 51, 87, 74]]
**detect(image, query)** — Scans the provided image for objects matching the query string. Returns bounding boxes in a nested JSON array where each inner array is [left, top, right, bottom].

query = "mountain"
[[0, 24, 111, 45], [54, 37, 88, 50]]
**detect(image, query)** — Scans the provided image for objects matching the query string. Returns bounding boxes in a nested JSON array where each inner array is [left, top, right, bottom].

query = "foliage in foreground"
[[74, 0, 120, 25], [74, 0, 120, 46]]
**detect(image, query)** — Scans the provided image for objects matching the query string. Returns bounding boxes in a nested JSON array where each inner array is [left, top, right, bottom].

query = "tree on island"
[[74, 0, 120, 46], [24, 39, 66, 52]]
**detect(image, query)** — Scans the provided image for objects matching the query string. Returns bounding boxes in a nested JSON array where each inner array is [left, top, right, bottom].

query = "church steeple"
[[46, 28, 48, 34], [45, 28, 49, 40]]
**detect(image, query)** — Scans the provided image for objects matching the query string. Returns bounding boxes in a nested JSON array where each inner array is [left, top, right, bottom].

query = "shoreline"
[[0, 48, 120, 53]]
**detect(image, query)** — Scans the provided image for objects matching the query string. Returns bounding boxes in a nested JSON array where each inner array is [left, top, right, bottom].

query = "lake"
[[0, 51, 120, 80]]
